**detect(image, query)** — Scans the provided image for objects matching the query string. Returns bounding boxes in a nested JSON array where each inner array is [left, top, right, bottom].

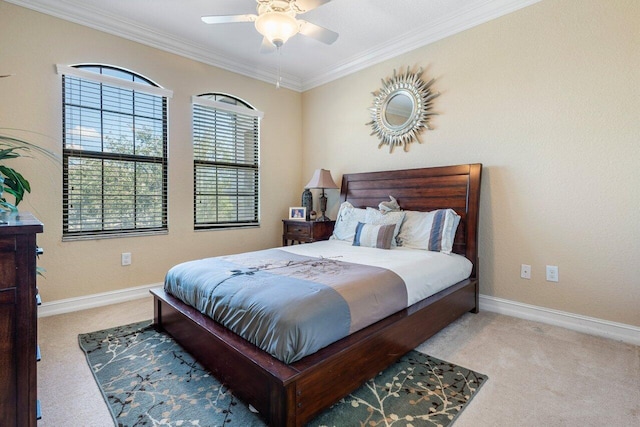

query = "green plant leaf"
[[36, 266, 46, 278], [0, 165, 30, 205], [0, 147, 25, 160], [0, 131, 60, 163], [0, 131, 60, 209]]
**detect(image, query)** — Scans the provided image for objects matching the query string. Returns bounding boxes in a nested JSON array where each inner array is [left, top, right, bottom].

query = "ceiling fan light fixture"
[[255, 11, 299, 46]]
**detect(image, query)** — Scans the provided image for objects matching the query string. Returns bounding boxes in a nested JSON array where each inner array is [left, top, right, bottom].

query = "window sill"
[[62, 229, 168, 242]]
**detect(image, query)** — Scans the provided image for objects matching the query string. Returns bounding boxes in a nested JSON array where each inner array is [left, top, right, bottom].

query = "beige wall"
[[0, 2, 303, 302], [302, 0, 640, 326], [2, 1, 638, 327]]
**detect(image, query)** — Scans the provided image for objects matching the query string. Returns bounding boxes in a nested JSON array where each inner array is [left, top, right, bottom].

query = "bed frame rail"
[[152, 277, 476, 426]]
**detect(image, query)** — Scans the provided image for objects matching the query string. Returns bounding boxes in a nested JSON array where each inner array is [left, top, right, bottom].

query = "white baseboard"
[[38, 285, 639, 346], [38, 283, 162, 318], [479, 294, 640, 346]]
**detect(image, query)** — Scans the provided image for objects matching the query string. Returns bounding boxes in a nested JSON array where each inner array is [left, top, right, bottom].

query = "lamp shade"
[[255, 12, 299, 46], [305, 169, 338, 190]]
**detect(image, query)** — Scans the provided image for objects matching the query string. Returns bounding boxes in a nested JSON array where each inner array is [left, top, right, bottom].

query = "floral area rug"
[[79, 321, 487, 426]]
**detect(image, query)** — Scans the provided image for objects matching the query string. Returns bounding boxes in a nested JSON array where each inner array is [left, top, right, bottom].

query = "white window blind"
[[192, 94, 262, 229], [60, 65, 168, 239]]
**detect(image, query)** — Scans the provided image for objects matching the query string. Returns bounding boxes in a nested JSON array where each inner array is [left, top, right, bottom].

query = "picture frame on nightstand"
[[288, 207, 306, 220]]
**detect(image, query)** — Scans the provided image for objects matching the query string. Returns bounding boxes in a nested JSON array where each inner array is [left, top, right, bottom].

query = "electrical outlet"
[[121, 252, 132, 266], [520, 264, 531, 279], [546, 265, 558, 282]]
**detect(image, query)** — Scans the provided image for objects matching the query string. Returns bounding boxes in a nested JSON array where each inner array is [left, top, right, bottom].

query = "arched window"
[[192, 93, 263, 229], [58, 64, 171, 239]]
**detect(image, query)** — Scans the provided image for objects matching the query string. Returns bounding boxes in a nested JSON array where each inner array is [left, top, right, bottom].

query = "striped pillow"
[[397, 209, 461, 254], [352, 222, 396, 249], [364, 208, 406, 247], [427, 209, 461, 253]]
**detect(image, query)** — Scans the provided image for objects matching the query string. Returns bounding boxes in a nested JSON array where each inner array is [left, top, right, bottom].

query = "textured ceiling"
[[7, 0, 539, 91]]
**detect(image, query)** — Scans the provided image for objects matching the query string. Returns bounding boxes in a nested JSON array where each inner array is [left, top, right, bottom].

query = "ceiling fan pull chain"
[[276, 44, 283, 89]]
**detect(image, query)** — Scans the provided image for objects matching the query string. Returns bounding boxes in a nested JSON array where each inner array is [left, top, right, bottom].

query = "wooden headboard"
[[339, 163, 482, 277]]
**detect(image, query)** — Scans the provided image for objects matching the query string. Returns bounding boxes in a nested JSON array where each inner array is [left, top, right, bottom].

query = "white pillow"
[[330, 201, 367, 242], [364, 208, 406, 247], [397, 209, 461, 254]]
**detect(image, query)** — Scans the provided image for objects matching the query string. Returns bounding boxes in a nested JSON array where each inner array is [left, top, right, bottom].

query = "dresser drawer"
[[0, 237, 16, 289], [282, 220, 335, 246], [284, 222, 311, 238]]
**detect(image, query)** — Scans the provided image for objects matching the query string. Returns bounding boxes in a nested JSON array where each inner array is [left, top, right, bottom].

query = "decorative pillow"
[[330, 201, 367, 242], [352, 222, 395, 249], [397, 209, 461, 254], [364, 208, 406, 247]]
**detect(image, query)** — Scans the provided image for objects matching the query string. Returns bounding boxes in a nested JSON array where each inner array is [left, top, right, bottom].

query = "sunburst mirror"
[[366, 67, 439, 152]]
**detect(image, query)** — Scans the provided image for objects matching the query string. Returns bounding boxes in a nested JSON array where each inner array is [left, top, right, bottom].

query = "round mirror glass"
[[383, 91, 415, 128]]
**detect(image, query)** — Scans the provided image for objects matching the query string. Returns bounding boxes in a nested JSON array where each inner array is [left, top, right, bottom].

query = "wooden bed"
[[151, 163, 482, 426]]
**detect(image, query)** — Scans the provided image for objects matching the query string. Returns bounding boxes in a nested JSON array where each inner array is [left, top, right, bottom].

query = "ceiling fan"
[[201, 0, 338, 52]]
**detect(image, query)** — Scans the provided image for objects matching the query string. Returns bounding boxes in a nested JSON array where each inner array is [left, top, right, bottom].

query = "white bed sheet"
[[280, 240, 473, 306]]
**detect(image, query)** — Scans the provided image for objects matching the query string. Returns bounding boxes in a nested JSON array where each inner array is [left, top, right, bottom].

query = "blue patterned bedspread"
[[164, 248, 407, 363]]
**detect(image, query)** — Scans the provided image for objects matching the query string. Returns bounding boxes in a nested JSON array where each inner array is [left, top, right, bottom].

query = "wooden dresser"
[[0, 212, 43, 426]]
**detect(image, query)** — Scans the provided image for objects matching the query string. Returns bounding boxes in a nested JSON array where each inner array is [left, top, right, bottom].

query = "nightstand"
[[282, 220, 335, 246]]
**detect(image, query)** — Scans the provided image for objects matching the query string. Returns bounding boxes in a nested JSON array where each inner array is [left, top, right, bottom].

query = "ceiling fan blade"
[[298, 20, 338, 45], [201, 14, 257, 24], [259, 37, 277, 54], [294, 0, 333, 13]]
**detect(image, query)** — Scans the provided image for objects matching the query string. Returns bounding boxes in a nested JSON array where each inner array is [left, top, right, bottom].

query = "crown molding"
[[7, 0, 540, 93], [6, 0, 302, 90], [301, 0, 541, 90]]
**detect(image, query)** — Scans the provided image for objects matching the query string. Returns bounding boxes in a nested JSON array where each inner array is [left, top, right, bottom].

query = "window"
[[58, 64, 172, 239], [192, 94, 263, 229]]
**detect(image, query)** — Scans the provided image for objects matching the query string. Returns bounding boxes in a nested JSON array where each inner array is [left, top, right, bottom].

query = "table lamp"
[[304, 169, 338, 221]]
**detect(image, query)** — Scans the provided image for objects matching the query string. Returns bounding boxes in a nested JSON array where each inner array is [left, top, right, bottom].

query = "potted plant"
[[0, 131, 59, 212]]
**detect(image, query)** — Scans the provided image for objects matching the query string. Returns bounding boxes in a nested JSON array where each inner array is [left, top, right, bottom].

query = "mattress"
[[164, 240, 472, 363], [281, 240, 473, 306]]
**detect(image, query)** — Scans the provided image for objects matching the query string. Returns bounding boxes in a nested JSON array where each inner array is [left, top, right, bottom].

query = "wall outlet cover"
[[121, 252, 132, 266], [546, 265, 559, 282]]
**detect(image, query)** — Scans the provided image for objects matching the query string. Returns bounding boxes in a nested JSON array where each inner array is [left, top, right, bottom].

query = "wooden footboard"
[[152, 277, 477, 426]]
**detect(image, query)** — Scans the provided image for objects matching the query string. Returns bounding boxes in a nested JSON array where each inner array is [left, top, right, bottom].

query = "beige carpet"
[[37, 297, 639, 426]]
